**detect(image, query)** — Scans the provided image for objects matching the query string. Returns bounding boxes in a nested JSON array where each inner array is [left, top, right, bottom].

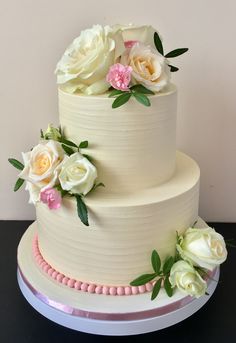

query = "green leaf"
[[131, 84, 155, 95], [82, 154, 93, 163], [133, 93, 151, 107], [8, 158, 24, 171], [75, 194, 89, 226], [164, 276, 173, 297], [112, 92, 132, 108], [60, 137, 78, 148], [93, 182, 105, 191], [79, 140, 89, 149], [60, 190, 68, 198], [61, 144, 75, 156], [163, 256, 175, 275], [40, 129, 44, 138], [130, 273, 157, 286], [154, 32, 164, 55], [165, 48, 189, 58], [151, 250, 161, 274], [14, 178, 25, 192], [168, 64, 179, 72], [54, 184, 68, 198], [88, 182, 105, 195], [151, 278, 163, 300], [108, 89, 125, 97]]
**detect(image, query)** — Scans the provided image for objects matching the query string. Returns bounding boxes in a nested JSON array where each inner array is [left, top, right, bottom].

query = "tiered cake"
[[13, 25, 227, 308], [36, 86, 200, 289]]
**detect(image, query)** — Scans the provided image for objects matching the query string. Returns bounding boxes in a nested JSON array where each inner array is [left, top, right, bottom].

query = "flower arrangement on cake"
[[130, 225, 227, 300], [55, 24, 188, 107], [9, 125, 104, 226]]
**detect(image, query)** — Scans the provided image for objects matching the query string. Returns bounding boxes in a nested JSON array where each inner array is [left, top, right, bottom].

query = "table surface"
[[0, 221, 235, 343]]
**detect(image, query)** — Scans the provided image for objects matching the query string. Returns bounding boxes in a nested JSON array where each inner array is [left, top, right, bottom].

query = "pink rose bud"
[[40, 187, 61, 210], [106, 63, 132, 91]]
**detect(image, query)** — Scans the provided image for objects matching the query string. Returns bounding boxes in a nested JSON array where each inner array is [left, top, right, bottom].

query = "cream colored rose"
[[169, 260, 207, 298], [19, 140, 64, 203], [59, 153, 97, 195], [55, 25, 125, 95], [113, 24, 157, 49], [177, 227, 227, 271], [121, 42, 170, 92]]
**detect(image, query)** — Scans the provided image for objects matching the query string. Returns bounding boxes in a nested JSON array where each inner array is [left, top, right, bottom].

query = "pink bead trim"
[[32, 234, 154, 296]]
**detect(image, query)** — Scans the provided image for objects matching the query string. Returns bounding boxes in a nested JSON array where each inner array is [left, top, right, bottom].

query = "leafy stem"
[[153, 31, 188, 73], [130, 250, 175, 300], [110, 85, 154, 108]]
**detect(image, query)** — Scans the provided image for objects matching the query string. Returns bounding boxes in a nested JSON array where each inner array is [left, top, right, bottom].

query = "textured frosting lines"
[[58, 85, 177, 193], [36, 153, 200, 286]]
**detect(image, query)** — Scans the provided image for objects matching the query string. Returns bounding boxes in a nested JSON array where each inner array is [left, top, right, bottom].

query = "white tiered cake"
[[13, 24, 227, 334]]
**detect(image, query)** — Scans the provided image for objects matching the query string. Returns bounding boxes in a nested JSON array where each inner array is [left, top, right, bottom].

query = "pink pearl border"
[[32, 234, 154, 296]]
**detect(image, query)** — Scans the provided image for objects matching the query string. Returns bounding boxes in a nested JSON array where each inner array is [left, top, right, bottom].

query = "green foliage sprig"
[[8, 158, 25, 192], [154, 32, 188, 73], [130, 250, 175, 300], [109, 85, 154, 109]]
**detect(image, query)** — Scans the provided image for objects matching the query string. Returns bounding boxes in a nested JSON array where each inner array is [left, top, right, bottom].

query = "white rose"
[[177, 227, 227, 271], [55, 24, 125, 95], [19, 140, 64, 203], [59, 153, 97, 195], [113, 24, 157, 49], [169, 260, 207, 298], [120, 42, 170, 92]]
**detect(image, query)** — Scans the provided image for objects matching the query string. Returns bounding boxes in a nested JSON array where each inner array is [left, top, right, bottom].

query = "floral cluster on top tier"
[[55, 24, 188, 108], [130, 224, 228, 300], [8, 125, 104, 226]]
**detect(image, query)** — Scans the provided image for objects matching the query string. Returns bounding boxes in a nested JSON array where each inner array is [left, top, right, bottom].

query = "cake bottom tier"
[[36, 151, 200, 287]]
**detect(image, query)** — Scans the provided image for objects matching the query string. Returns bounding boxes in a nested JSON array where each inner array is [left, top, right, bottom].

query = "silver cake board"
[[17, 222, 219, 336]]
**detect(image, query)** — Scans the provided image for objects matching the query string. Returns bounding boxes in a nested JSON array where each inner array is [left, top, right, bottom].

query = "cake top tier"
[[55, 24, 188, 108], [58, 83, 177, 194]]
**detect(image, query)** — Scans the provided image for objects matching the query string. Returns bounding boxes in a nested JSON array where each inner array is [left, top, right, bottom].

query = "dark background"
[[1, 221, 235, 343]]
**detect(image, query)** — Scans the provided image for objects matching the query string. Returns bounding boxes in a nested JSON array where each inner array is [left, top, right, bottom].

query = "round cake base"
[[17, 222, 219, 336]]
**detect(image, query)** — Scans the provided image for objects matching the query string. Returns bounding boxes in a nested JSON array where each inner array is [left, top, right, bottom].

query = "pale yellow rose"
[[169, 260, 207, 298], [19, 140, 65, 203], [55, 25, 125, 95], [120, 42, 170, 92], [177, 227, 227, 271]]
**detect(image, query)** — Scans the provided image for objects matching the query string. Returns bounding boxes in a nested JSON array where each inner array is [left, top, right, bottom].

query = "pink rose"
[[40, 187, 61, 210], [106, 63, 132, 91]]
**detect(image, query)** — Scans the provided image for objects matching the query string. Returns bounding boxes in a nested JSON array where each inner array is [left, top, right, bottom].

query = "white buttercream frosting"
[[37, 152, 200, 286], [58, 84, 177, 193]]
